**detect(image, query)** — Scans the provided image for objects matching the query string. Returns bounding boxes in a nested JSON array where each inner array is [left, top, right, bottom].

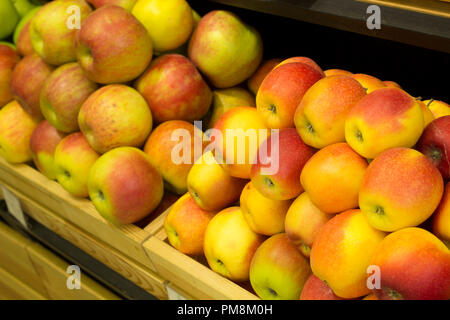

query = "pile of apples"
[[0, 0, 449, 300]]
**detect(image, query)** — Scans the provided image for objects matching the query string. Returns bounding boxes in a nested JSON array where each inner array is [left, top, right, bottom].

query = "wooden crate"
[[0, 157, 156, 273], [0, 267, 48, 300], [142, 208, 259, 300]]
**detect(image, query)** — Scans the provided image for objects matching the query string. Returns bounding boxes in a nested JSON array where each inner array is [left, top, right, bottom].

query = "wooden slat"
[[358, 0, 450, 18], [0, 157, 156, 272], [0, 267, 47, 300], [26, 242, 120, 300], [0, 221, 49, 298], [4, 186, 168, 300]]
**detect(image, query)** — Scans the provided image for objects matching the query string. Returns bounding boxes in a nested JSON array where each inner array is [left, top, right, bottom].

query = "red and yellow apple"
[[425, 99, 450, 119], [247, 58, 282, 95], [135, 54, 212, 123], [345, 87, 424, 159], [417, 115, 450, 179], [359, 147, 444, 232], [371, 227, 450, 300], [417, 99, 435, 127], [134, 190, 179, 229], [0, 100, 38, 163], [324, 69, 352, 77], [300, 142, 368, 214], [87, 0, 137, 10], [256, 62, 324, 129], [78, 84, 153, 154], [40, 62, 98, 133], [132, 0, 194, 52], [433, 182, 450, 244], [294, 75, 366, 149], [284, 192, 333, 257], [250, 233, 311, 300], [188, 10, 263, 88], [206, 87, 255, 129], [240, 182, 292, 236], [165, 192, 216, 256], [351, 73, 386, 93], [54, 132, 99, 197], [275, 56, 323, 75], [30, 120, 66, 180], [29, 0, 92, 65], [88, 147, 164, 224], [10, 53, 53, 120], [383, 80, 401, 89], [144, 120, 204, 195], [300, 274, 347, 300], [187, 150, 247, 211], [212, 106, 269, 179], [251, 128, 315, 200], [75, 5, 153, 84], [204, 206, 265, 282], [0, 44, 20, 108], [310, 209, 387, 299]]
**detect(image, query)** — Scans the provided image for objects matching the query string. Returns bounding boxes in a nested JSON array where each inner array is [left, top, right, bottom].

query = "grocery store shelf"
[[358, 0, 450, 18], [194, 0, 450, 53]]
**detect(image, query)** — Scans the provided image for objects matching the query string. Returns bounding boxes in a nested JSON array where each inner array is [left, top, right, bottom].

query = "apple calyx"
[[355, 129, 363, 142], [264, 177, 275, 188], [374, 205, 385, 215], [428, 147, 442, 162], [386, 288, 404, 300], [97, 189, 105, 201], [268, 104, 277, 114], [267, 287, 278, 297]]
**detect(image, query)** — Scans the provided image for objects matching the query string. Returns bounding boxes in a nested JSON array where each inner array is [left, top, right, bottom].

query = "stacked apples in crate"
[[0, 0, 449, 300]]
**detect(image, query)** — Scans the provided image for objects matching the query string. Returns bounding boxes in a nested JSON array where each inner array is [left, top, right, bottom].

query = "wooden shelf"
[[358, 0, 450, 19]]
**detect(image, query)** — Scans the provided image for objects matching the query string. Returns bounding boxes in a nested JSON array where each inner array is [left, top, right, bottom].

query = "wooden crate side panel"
[[0, 221, 49, 297], [26, 242, 121, 300], [143, 238, 259, 300], [0, 159, 154, 271], [0, 267, 47, 300], [17, 193, 168, 300]]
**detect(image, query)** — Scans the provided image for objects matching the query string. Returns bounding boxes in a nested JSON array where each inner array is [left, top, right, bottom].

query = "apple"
[[188, 10, 263, 88], [143, 120, 204, 195], [164, 192, 216, 256], [75, 5, 152, 84], [417, 115, 450, 179], [251, 128, 315, 200], [256, 62, 324, 129], [213, 106, 269, 179], [87, 0, 137, 10], [0, 44, 20, 108], [13, 6, 40, 46], [371, 227, 450, 300], [247, 58, 282, 96], [204, 206, 265, 282], [132, 0, 194, 53], [249, 233, 311, 300], [363, 293, 379, 300], [324, 69, 352, 77], [383, 80, 401, 89], [40, 62, 98, 133], [425, 99, 450, 119], [30, 120, 66, 180], [30, 0, 91, 66], [13, 7, 40, 57], [345, 87, 424, 159], [351, 73, 386, 93], [359, 148, 444, 232], [310, 209, 387, 299], [0, 0, 20, 40], [10, 53, 53, 120], [78, 84, 153, 154], [300, 274, 347, 300], [187, 150, 247, 212], [417, 99, 435, 127], [300, 142, 368, 214], [88, 147, 164, 224], [135, 54, 212, 123], [0, 100, 37, 163], [275, 56, 323, 75], [54, 132, 99, 197], [11, 0, 40, 17], [206, 87, 255, 129], [433, 182, 450, 243], [294, 75, 366, 149], [240, 182, 292, 236], [284, 192, 333, 258]]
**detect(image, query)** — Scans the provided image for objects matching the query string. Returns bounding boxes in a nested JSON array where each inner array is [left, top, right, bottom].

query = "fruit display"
[[0, 0, 448, 301]]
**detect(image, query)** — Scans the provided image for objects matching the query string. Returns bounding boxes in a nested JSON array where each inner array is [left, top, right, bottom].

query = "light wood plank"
[[0, 267, 47, 300]]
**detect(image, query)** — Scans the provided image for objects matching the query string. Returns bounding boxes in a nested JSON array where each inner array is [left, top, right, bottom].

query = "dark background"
[[189, 0, 449, 102]]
